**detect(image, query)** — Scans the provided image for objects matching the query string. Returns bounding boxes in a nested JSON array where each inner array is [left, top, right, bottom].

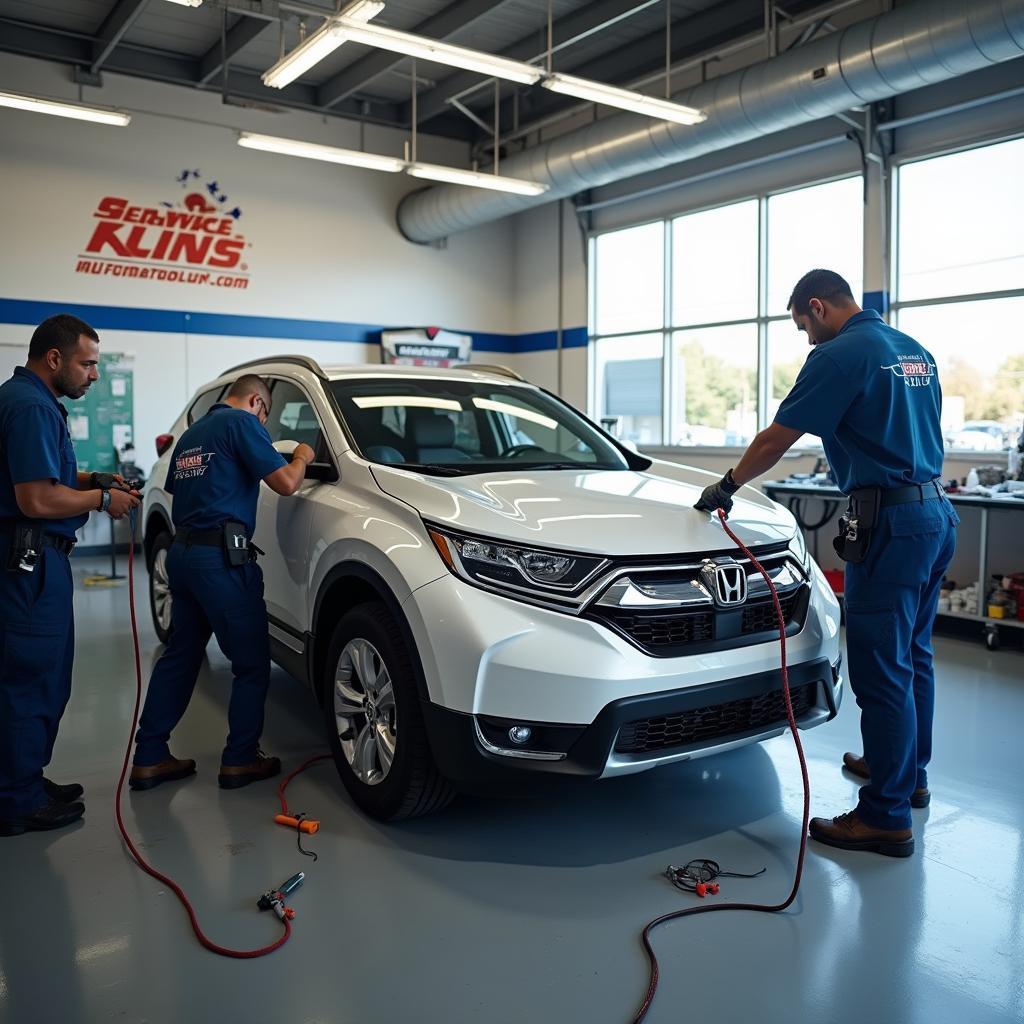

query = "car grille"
[[614, 682, 817, 754], [593, 588, 805, 658]]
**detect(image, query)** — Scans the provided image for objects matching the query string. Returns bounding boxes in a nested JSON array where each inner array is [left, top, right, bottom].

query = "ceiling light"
[[238, 132, 404, 172], [262, 2, 384, 89], [333, 17, 544, 86], [541, 73, 705, 125], [0, 90, 130, 126], [407, 162, 549, 196], [161, 0, 204, 7]]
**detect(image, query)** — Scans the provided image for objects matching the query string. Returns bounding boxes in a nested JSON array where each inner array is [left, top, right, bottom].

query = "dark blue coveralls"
[[0, 368, 85, 818], [133, 403, 285, 768], [776, 310, 959, 831]]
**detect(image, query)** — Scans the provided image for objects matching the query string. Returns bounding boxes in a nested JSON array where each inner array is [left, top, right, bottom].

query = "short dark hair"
[[227, 374, 271, 405], [787, 269, 856, 314], [28, 314, 100, 360]]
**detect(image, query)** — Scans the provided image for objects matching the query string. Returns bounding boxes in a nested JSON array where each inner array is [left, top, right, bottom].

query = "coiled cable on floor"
[[631, 508, 811, 1022], [114, 510, 292, 958]]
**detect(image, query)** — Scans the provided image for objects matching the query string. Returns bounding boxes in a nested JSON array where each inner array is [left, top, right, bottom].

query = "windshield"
[[329, 377, 631, 474]]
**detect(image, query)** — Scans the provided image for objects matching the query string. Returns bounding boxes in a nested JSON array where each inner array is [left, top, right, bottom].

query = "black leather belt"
[[175, 528, 223, 548], [849, 480, 944, 508], [0, 527, 76, 557]]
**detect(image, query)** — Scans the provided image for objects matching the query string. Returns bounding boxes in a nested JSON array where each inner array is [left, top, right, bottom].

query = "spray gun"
[[257, 871, 305, 921]]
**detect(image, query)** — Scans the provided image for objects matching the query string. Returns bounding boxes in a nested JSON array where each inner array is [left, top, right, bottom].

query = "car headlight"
[[426, 525, 607, 601], [788, 528, 810, 568]]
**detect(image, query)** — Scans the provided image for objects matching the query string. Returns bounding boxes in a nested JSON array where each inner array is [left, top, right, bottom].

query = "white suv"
[[143, 356, 842, 820]]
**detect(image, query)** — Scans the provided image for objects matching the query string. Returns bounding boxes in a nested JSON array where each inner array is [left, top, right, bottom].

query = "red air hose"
[[631, 508, 812, 1022], [114, 514, 291, 958]]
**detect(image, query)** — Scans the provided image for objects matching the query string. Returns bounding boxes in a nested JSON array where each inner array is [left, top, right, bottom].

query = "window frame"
[[588, 173, 864, 452], [890, 135, 1024, 458]]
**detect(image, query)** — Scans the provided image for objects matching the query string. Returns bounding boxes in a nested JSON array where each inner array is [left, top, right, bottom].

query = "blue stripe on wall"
[[0, 297, 587, 355], [862, 290, 889, 315]]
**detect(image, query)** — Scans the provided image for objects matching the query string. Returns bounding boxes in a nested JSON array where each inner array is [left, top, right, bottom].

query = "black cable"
[[787, 497, 839, 533], [664, 859, 766, 894], [292, 814, 318, 861]]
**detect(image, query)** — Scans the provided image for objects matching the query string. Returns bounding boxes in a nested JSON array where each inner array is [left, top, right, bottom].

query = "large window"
[[894, 138, 1024, 453], [591, 178, 864, 448]]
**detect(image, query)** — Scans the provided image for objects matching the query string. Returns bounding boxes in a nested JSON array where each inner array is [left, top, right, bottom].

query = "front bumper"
[[421, 656, 843, 784]]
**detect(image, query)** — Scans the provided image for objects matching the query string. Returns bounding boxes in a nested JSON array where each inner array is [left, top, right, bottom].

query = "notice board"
[[69, 353, 134, 473]]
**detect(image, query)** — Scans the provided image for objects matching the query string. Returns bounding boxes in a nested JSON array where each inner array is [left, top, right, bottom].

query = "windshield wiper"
[[386, 462, 474, 477]]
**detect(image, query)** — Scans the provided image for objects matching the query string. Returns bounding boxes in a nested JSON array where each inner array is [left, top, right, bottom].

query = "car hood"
[[370, 459, 796, 556]]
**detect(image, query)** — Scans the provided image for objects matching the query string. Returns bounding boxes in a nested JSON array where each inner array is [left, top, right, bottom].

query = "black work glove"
[[694, 470, 740, 514]]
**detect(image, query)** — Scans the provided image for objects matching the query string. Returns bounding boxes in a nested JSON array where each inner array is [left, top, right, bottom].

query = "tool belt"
[[833, 480, 944, 564], [176, 522, 263, 567], [1, 519, 76, 573]]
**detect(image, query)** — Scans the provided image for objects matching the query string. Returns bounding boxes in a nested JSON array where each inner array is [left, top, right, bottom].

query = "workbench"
[[762, 480, 1024, 649]]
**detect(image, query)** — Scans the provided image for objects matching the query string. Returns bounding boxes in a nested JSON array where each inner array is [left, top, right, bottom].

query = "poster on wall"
[[74, 354, 134, 473], [381, 328, 472, 368]]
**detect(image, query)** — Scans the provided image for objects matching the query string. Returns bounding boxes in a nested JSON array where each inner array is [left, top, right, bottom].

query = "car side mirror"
[[305, 461, 338, 482]]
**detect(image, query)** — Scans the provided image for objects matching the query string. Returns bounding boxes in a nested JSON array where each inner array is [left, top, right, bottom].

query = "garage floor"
[[1, 558, 1022, 1024]]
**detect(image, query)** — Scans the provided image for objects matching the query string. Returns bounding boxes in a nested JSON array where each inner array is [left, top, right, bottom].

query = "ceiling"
[[0, 0, 826, 143]]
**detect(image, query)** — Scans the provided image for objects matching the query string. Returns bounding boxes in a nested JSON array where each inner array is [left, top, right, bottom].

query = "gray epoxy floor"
[[1, 558, 1022, 1024]]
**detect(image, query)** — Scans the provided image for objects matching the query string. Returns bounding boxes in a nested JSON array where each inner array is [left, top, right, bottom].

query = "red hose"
[[631, 508, 812, 1022], [114, 515, 291, 958]]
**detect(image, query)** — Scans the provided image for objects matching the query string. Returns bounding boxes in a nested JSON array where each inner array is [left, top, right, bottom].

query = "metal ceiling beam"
[[0, 17, 482, 138], [316, 0, 514, 110], [198, 14, 271, 85], [408, 0, 662, 126], [91, 0, 148, 73]]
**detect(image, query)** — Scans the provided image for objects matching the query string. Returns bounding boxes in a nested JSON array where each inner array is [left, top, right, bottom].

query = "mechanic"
[[695, 269, 958, 858], [0, 314, 140, 837], [130, 375, 314, 791]]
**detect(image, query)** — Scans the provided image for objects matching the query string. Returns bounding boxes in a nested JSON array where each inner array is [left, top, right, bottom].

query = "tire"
[[322, 602, 454, 821], [148, 531, 174, 644]]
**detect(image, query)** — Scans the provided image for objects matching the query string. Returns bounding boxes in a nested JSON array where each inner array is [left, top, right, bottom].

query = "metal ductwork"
[[397, 0, 1024, 242]]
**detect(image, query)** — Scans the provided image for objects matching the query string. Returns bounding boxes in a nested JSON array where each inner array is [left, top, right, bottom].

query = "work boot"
[[842, 752, 931, 807], [0, 798, 85, 837], [43, 777, 84, 803], [809, 809, 914, 857], [129, 757, 197, 791], [218, 751, 281, 790]]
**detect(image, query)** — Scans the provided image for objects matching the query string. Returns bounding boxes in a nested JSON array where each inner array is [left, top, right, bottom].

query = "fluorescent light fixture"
[[262, 2, 384, 89], [354, 396, 462, 411], [161, 0, 204, 7], [333, 17, 544, 86], [0, 90, 130, 126], [541, 73, 705, 126], [407, 162, 549, 196], [473, 398, 558, 430], [238, 132, 404, 172]]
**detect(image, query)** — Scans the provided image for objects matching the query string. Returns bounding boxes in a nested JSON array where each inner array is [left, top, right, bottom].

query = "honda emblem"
[[701, 559, 748, 607]]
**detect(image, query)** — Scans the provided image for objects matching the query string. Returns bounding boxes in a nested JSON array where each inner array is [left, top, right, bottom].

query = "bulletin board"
[[69, 353, 134, 473]]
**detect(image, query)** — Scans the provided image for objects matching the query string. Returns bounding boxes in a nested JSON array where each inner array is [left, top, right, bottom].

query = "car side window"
[[187, 385, 227, 425], [265, 380, 326, 454]]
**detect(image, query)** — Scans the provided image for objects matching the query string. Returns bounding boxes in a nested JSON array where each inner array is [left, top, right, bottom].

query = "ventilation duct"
[[397, 0, 1024, 242]]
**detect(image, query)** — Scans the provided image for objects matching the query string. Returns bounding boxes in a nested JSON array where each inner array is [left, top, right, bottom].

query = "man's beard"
[[54, 367, 89, 399]]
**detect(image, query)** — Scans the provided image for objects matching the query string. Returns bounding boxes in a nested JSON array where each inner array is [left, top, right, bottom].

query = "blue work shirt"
[[774, 310, 944, 493], [0, 366, 87, 538], [166, 403, 286, 536]]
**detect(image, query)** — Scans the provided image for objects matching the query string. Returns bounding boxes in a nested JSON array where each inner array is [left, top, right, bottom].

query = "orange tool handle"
[[274, 814, 319, 834]]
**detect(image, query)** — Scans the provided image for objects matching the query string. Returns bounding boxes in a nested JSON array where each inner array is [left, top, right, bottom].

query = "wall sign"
[[381, 327, 472, 367], [75, 169, 251, 291]]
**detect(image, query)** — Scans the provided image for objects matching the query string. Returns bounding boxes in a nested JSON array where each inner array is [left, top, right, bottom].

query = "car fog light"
[[508, 725, 532, 745]]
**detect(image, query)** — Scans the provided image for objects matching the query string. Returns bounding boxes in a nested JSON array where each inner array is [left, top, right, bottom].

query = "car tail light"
[[156, 433, 174, 456]]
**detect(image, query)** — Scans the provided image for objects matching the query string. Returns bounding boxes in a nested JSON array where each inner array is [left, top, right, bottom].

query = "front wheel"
[[148, 531, 174, 644], [322, 602, 453, 820]]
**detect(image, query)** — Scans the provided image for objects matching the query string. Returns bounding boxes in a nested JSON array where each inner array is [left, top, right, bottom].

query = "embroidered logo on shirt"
[[174, 446, 215, 479], [880, 355, 935, 388]]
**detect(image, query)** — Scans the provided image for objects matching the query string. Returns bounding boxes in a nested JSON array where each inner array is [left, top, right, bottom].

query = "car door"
[[255, 378, 325, 633]]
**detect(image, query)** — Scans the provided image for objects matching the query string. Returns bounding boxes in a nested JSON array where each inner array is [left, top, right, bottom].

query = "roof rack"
[[468, 363, 526, 382], [223, 355, 327, 379]]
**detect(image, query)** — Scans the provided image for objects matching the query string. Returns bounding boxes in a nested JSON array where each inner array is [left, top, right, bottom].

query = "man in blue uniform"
[[696, 269, 958, 858], [130, 375, 314, 791], [0, 314, 141, 836]]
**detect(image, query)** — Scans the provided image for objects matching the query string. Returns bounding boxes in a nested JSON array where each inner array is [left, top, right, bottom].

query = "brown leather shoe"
[[218, 751, 281, 790], [129, 757, 197, 791], [809, 809, 914, 857], [842, 752, 930, 808]]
